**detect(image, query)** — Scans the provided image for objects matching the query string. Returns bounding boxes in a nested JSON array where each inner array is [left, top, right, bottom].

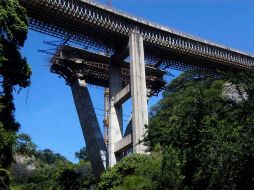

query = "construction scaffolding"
[[103, 88, 110, 148]]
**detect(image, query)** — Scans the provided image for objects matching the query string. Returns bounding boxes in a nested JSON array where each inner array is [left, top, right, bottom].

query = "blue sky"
[[14, 0, 254, 162]]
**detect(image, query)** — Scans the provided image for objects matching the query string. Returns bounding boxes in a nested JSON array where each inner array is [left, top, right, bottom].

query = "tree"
[[14, 134, 37, 156], [98, 154, 150, 190], [98, 147, 184, 190], [75, 147, 89, 161], [35, 149, 68, 165], [0, 169, 10, 190], [144, 72, 254, 190], [0, 0, 31, 170], [11, 136, 95, 189]]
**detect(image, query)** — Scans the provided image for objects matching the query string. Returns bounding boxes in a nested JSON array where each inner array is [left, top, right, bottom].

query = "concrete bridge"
[[19, 0, 254, 180]]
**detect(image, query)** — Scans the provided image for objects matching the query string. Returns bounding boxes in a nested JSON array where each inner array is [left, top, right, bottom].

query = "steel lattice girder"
[[51, 45, 166, 97], [20, 0, 254, 75]]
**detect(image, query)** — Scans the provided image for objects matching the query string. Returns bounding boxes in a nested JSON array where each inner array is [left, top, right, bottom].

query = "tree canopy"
[[0, 1, 31, 188], [10, 134, 96, 190], [144, 72, 254, 190], [0, 0, 31, 170], [75, 147, 89, 161], [99, 72, 254, 190]]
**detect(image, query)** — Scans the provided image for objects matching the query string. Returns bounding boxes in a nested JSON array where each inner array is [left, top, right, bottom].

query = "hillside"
[[10, 134, 95, 190]]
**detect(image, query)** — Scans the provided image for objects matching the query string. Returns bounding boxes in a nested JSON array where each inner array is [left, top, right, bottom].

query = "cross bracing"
[[20, 0, 254, 75]]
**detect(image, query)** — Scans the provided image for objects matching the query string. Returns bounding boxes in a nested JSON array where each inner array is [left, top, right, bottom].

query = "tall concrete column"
[[108, 66, 123, 166], [70, 78, 107, 180], [129, 31, 149, 154]]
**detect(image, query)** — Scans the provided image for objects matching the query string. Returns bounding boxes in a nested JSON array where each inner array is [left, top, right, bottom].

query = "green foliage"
[[75, 147, 89, 161], [56, 160, 95, 190], [158, 146, 185, 190], [0, 169, 10, 190], [98, 154, 149, 189], [144, 72, 254, 190], [0, 0, 28, 45], [113, 175, 151, 190], [15, 161, 95, 190], [10, 136, 95, 190], [35, 149, 68, 165], [0, 0, 31, 171], [98, 149, 185, 190], [0, 123, 15, 152], [18, 166, 58, 190], [0, 128, 15, 169], [14, 134, 37, 156]]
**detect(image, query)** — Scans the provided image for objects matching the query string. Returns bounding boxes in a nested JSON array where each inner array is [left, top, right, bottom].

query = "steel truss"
[[20, 0, 254, 75]]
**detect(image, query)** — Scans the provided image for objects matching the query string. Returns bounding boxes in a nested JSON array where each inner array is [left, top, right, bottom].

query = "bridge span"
[[20, 0, 254, 73], [19, 0, 254, 180]]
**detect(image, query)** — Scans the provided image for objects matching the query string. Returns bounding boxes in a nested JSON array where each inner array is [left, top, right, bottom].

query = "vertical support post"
[[108, 66, 123, 166], [70, 78, 107, 180], [129, 31, 148, 154]]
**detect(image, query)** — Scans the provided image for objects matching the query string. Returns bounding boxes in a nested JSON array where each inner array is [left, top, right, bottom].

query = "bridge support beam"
[[70, 78, 107, 180], [108, 66, 123, 167], [70, 32, 149, 171], [129, 32, 149, 154], [108, 32, 149, 167]]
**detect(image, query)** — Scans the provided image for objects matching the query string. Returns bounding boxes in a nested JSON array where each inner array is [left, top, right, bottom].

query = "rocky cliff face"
[[222, 82, 248, 102], [11, 154, 37, 183]]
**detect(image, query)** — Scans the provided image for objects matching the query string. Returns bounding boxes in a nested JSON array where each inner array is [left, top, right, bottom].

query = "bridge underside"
[[51, 45, 166, 96], [20, 0, 254, 76]]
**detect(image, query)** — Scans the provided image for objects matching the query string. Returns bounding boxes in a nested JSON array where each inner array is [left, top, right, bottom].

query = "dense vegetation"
[[5, 72, 254, 190], [0, 0, 31, 188], [11, 134, 95, 190], [98, 72, 254, 190]]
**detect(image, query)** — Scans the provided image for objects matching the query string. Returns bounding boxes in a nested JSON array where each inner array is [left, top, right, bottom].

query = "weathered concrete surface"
[[114, 84, 131, 106], [108, 66, 123, 166], [129, 32, 149, 154], [70, 78, 107, 180], [114, 134, 132, 153]]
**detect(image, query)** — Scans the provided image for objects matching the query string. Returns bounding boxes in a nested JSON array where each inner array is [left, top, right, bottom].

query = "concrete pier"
[[70, 78, 107, 180], [108, 66, 123, 166], [129, 32, 149, 154], [51, 43, 165, 176], [107, 32, 149, 167]]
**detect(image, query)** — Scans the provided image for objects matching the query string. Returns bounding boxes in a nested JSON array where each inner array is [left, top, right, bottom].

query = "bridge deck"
[[20, 0, 254, 74]]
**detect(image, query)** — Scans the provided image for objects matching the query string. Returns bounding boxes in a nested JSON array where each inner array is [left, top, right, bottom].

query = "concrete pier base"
[[70, 78, 107, 180]]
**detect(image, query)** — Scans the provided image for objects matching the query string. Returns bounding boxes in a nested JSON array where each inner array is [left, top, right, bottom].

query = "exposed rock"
[[222, 82, 248, 102]]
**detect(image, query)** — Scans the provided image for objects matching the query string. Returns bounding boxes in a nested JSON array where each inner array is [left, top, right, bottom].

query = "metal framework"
[[51, 45, 166, 96], [20, 0, 254, 75]]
